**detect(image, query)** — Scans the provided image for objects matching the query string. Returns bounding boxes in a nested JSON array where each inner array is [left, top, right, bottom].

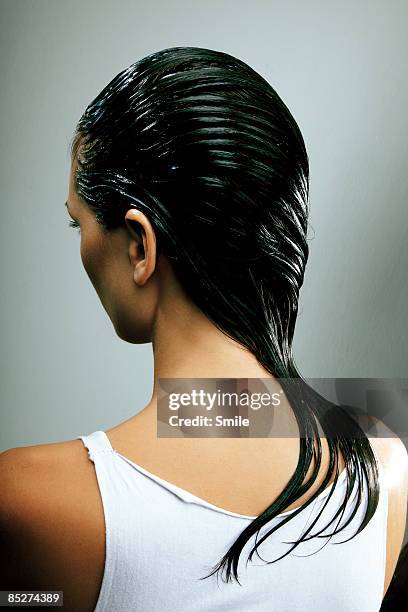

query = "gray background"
[[1, 0, 407, 462]]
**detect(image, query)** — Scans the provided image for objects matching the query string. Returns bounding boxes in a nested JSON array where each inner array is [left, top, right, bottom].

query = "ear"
[[124, 209, 157, 286]]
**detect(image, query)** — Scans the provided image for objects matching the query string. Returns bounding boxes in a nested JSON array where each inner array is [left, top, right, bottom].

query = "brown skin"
[[0, 158, 407, 610]]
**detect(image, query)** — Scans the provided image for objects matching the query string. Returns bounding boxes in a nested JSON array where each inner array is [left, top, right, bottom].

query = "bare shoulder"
[[366, 417, 408, 598], [0, 438, 105, 611], [0, 438, 92, 522]]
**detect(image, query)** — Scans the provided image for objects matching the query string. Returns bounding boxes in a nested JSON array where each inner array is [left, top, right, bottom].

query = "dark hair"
[[70, 46, 380, 584]]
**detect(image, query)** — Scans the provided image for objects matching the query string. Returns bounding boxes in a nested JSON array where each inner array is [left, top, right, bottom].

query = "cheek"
[[79, 228, 131, 320], [80, 232, 106, 295]]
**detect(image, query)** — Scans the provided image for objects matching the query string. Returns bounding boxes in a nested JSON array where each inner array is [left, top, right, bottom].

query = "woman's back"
[[73, 414, 389, 612], [1, 411, 404, 612]]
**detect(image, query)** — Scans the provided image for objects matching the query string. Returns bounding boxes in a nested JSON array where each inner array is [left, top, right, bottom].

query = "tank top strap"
[[77, 429, 141, 611], [77, 430, 115, 463]]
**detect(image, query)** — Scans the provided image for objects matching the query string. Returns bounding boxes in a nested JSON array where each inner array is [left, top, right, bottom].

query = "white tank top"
[[78, 430, 388, 612]]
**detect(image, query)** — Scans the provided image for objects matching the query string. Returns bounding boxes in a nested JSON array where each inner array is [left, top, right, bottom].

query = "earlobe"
[[134, 259, 149, 286]]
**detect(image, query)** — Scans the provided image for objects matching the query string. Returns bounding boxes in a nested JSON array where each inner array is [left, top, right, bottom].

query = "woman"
[[0, 46, 407, 612]]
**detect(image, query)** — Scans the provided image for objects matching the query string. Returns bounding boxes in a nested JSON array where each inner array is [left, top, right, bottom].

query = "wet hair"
[[70, 46, 380, 584]]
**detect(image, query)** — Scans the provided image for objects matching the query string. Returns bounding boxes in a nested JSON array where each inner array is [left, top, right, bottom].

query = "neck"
[[149, 292, 274, 406]]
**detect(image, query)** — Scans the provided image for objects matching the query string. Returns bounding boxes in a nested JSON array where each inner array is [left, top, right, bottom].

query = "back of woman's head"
[[71, 45, 310, 375]]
